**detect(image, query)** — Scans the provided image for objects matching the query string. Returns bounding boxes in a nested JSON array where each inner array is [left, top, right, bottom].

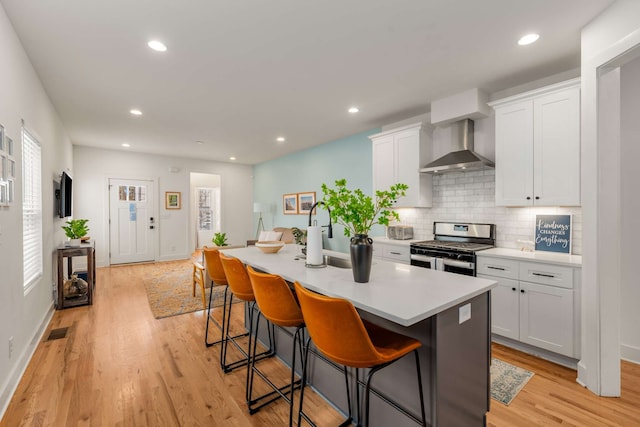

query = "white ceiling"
[[1, 0, 614, 165]]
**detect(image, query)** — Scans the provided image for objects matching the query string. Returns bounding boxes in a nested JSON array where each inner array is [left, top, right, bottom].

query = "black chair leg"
[[205, 284, 228, 347], [413, 350, 426, 427], [298, 336, 311, 427], [221, 300, 275, 374]]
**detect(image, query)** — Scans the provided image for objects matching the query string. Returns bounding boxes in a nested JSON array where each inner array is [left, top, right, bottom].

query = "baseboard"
[[576, 360, 588, 387], [0, 303, 54, 419], [491, 335, 579, 369], [621, 343, 640, 365], [157, 253, 190, 262]]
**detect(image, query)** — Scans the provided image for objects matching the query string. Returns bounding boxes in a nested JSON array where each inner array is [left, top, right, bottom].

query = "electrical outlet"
[[459, 304, 471, 324], [8, 336, 14, 358]]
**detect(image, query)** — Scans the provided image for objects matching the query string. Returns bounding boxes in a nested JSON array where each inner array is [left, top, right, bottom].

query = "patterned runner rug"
[[490, 358, 534, 405], [142, 259, 229, 319]]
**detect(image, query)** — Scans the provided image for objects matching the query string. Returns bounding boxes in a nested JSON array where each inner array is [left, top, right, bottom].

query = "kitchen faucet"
[[308, 201, 333, 238]]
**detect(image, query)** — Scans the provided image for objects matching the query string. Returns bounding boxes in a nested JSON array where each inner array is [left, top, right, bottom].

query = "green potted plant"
[[291, 227, 307, 255], [62, 219, 90, 247], [212, 232, 229, 247], [321, 179, 408, 282]]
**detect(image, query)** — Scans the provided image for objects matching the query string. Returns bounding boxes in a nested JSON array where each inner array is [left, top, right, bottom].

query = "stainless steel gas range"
[[410, 222, 496, 276]]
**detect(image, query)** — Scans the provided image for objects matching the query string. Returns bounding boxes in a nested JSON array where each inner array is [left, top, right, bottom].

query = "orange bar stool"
[[219, 254, 275, 392], [200, 246, 233, 347], [247, 267, 314, 426], [294, 282, 426, 427]]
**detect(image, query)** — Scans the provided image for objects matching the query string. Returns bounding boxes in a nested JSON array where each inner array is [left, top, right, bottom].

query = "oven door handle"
[[441, 258, 474, 270], [410, 254, 436, 263]]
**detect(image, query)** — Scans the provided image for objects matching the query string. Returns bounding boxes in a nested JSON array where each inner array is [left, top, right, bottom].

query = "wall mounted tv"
[[58, 171, 72, 218]]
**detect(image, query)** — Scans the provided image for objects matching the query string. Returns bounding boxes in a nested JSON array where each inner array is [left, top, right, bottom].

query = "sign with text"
[[535, 215, 572, 253]]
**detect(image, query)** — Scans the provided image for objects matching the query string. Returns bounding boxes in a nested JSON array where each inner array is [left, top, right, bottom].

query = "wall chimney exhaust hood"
[[419, 119, 494, 174]]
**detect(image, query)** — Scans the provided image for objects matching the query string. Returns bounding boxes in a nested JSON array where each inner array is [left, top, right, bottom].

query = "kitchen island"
[[221, 244, 497, 426]]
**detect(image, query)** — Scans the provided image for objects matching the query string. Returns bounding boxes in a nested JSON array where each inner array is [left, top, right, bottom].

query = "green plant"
[[321, 179, 408, 237], [61, 219, 90, 239], [212, 232, 228, 246], [291, 227, 307, 245]]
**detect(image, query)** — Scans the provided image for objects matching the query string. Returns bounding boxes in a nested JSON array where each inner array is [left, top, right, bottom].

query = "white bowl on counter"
[[255, 240, 285, 254]]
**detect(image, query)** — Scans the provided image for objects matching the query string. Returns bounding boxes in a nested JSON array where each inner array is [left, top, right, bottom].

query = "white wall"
[[0, 4, 73, 415], [620, 55, 640, 363], [581, 0, 640, 395], [73, 146, 253, 266]]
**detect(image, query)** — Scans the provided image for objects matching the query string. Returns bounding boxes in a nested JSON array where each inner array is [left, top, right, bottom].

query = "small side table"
[[56, 242, 96, 309]]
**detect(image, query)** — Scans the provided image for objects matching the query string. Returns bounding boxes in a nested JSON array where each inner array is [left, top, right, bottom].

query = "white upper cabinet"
[[370, 123, 433, 208], [490, 79, 581, 206]]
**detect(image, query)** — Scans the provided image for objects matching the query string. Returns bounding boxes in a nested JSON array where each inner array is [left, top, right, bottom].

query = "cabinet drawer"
[[519, 261, 574, 289], [476, 257, 519, 280], [383, 245, 410, 263]]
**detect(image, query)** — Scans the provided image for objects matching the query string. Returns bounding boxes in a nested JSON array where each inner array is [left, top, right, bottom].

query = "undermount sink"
[[323, 255, 351, 269]]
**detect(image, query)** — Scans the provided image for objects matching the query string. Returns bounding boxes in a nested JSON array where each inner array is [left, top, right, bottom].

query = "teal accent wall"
[[253, 128, 381, 252]]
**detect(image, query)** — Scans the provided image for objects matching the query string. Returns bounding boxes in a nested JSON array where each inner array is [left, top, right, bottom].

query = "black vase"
[[350, 234, 373, 283]]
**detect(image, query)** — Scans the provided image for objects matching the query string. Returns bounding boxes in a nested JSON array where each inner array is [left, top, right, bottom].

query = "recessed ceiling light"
[[348, 107, 359, 113], [148, 40, 167, 52], [229, 156, 236, 161], [130, 109, 142, 116], [122, 143, 130, 148], [276, 137, 285, 142], [518, 33, 540, 46]]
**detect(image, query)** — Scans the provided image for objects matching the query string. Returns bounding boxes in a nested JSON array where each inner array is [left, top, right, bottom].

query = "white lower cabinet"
[[519, 281, 573, 355], [373, 242, 410, 264], [478, 255, 578, 358], [490, 277, 520, 340]]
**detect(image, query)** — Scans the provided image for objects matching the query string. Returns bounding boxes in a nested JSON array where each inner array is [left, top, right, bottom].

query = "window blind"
[[22, 128, 42, 288]]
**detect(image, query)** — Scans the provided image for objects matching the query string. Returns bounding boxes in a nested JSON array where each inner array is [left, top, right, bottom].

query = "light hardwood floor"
[[1, 262, 639, 426]]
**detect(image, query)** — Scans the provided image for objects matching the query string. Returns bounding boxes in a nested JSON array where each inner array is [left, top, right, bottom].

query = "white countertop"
[[221, 244, 496, 327], [478, 247, 582, 267]]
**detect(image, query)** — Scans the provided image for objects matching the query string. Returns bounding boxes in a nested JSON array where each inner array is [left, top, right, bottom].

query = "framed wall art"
[[534, 214, 572, 254], [297, 192, 316, 215], [165, 191, 181, 209], [6, 136, 13, 156], [283, 193, 297, 214], [0, 155, 6, 180], [0, 181, 7, 206]]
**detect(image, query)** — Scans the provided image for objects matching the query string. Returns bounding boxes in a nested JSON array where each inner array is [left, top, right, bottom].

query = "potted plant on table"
[[62, 219, 90, 247], [212, 232, 229, 247], [321, 179, 408, 283]]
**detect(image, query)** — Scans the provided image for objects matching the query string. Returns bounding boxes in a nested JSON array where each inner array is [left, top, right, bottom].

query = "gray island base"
[[222, 245, 496, 426]]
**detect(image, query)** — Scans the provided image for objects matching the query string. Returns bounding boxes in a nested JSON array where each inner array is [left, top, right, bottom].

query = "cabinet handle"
[[526, 196, 531, 200], [532, 272, 555, 278], [520, 289, 525, 293], [535, 196, 540, 200], [390, 251, 401, 255], [487, 266, 505, 271], [511, 287, 516, 291]]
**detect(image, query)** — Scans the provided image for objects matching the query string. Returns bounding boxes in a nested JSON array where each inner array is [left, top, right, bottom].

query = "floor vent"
[[46, 327, 69, 341]]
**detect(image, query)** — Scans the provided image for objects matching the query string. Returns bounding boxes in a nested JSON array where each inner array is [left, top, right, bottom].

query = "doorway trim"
[[581, 18, 640, 396]]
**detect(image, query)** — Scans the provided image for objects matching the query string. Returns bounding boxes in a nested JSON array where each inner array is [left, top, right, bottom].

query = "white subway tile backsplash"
[[394, 169, 583, 254]]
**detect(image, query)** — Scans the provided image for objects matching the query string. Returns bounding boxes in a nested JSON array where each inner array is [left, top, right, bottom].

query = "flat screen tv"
[[58, 171, 72, 218]]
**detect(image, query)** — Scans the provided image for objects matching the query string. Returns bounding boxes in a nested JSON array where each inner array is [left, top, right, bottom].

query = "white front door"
[[109, 178, 155, 264]]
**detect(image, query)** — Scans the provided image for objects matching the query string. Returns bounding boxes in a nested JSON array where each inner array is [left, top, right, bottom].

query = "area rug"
[[490, 358, 534, 406], [143, 260, 230, 319]]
